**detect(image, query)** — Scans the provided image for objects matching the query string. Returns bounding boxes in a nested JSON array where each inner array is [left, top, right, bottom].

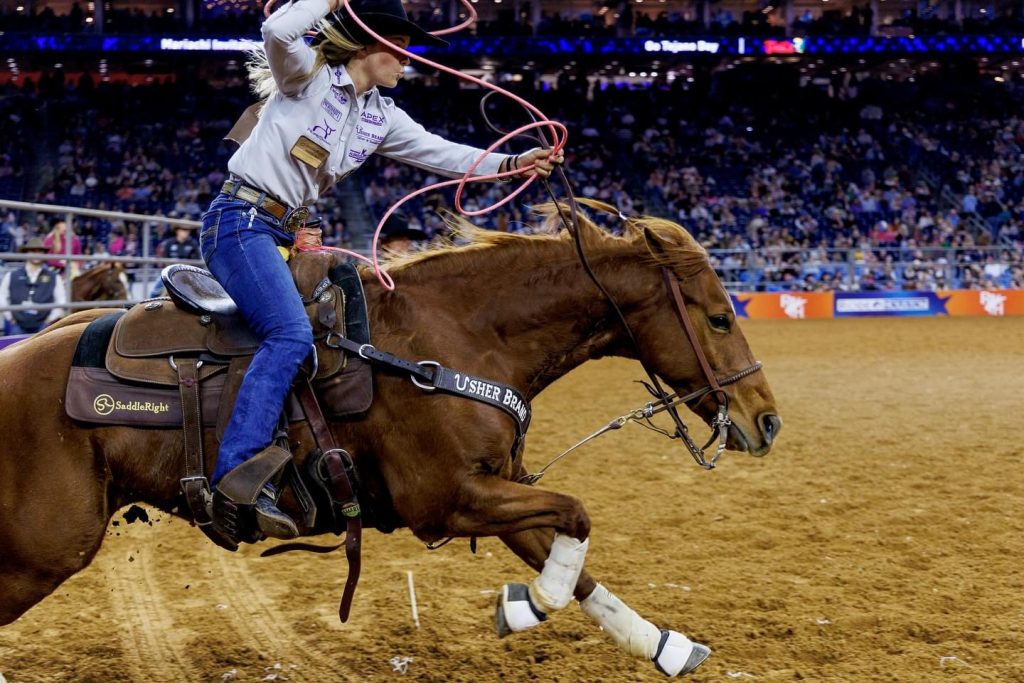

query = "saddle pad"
[[68, 299, 373, 426], [72, 310, 126, 367], [68, 313, 229, 426], [67, 365, 228, 427]]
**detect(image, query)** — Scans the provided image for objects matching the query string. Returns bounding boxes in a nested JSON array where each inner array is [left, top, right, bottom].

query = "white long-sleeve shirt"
[[0, 263, 67, 324], [228, 0, 506, 208]]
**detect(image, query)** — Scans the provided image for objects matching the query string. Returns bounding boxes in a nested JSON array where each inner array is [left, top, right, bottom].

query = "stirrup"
[[214, 445, 298, 543]]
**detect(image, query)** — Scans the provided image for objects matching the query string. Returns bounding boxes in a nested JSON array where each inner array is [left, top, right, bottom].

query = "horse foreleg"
[[497, 529, 711, 678], [441, 476, 590, 630]]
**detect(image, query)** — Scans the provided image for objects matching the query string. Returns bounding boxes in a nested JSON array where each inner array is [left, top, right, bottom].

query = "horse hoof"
[[494, 593, 512, 639], [653, 631, 710, 678], [494, 583, 547, 638]]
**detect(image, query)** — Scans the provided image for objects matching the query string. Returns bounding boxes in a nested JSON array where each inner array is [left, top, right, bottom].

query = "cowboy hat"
[[379, 213, 428, 242], [18, 237, 48, 253], [315, 0, 448, 48]]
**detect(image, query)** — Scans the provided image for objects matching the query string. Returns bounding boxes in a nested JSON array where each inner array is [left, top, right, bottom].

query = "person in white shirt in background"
[[198, 0, 563, 543], [0, 237, 66, 336]]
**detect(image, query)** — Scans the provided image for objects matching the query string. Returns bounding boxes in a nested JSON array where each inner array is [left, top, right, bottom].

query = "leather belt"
[[221, 179, 309, 231]]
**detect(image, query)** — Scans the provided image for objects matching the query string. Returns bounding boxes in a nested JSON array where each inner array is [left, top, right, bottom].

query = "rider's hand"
[[515, 148, 565, 179]]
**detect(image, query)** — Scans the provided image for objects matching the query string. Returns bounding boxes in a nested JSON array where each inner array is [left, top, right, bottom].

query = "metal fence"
[[1, 200, 1021, 323], [0, 199, 202, 317], [711, 245, 1021, 292]]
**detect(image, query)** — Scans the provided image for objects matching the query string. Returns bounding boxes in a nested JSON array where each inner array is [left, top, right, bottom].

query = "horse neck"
[[379, 241, 654, 399]]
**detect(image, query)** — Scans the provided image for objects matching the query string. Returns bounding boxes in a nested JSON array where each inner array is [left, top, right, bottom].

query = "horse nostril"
[[759, 413, 782, 444]]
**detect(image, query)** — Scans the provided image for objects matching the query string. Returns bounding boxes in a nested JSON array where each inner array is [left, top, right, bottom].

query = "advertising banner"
[[732, 292, 834, 319], [833, 291, 948, 317], [0, 334, 29, 351], [733, 289, 1024, 319], [940, 289, 1024, 317]]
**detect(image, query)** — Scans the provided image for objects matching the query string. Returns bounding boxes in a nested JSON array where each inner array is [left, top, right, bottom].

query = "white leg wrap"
[[580, 584, 694, 665], [498, 583, 547, 633], [528, 533, 589, 613]]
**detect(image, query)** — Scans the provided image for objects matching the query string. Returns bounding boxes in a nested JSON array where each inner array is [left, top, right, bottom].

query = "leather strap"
[[328, 334, 430, 379], [296, 378, 362, 623], [327, 335, 531, 440], [221, 179, 289, 219], [662, 268, 723, 394], [177, 358, 213, 526]]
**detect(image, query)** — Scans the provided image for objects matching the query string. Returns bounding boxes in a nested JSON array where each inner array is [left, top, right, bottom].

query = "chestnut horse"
[[70, 261, 128, 301], [0, 203, 780, 677]]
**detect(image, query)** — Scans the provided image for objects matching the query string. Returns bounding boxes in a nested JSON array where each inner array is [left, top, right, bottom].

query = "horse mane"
[[378, 198, 709, 279]]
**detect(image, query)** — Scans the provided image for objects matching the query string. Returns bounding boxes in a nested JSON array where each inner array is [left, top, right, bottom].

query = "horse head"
[[534, 199, 781, 459], [71, 262, 127, 302]]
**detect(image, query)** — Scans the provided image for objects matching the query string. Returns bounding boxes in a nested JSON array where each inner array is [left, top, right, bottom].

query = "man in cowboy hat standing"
[[0, 237, 67, 335]]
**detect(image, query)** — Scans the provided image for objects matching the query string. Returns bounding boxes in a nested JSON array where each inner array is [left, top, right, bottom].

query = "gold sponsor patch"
[[290, 135, 330, 169], [93, 393, 170, 415]]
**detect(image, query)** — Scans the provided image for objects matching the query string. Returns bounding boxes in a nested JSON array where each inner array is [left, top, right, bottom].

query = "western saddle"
[[66, 257, 371, 621]]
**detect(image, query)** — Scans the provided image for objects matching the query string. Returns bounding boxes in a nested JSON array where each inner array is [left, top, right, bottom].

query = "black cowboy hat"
[[316, 0, 448, 49], [379, 213, 428, 242]]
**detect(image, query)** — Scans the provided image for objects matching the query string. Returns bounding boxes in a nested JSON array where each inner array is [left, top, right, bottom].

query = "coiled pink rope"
[[263, 0, 567, 290]]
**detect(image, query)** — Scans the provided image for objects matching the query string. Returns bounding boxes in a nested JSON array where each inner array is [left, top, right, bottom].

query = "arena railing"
[[0, 199, 202, 316], [711, 245, 1020, 292], [1, 199, 1018, 322]]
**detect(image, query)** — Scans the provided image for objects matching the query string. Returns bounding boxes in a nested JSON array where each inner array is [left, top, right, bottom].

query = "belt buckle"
[[284, 206, 310, 233]]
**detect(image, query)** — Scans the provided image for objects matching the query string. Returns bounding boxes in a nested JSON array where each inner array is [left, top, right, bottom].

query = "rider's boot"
[[214, 444, 299, 541]]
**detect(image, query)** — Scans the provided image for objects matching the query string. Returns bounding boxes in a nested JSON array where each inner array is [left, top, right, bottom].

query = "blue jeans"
[[200, 195, 313, 486]]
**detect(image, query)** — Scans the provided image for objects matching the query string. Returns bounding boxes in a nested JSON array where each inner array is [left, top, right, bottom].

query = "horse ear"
[[643, 225, 682, 257]]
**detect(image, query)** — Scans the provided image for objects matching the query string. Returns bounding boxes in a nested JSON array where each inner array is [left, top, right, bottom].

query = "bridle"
[[649, 268, 764, 469], [517, 174, 763, 484]]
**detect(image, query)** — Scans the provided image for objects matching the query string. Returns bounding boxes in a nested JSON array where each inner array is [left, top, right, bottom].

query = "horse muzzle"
[[730, 412, 782, 457]]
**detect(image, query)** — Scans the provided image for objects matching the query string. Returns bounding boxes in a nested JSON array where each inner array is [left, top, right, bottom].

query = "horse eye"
[[708, 314, 731, 332]]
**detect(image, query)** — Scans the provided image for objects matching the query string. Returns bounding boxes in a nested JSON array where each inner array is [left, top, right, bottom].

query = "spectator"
[[0, 238, 67, 335], [157, 225, 201, 262], [378, 213, 429, 255], [0, 219, 16, 258], [42, 219, 83, 277]]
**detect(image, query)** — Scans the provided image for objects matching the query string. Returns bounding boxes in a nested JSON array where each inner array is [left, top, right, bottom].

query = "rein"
[[518, 361, 763, 486]]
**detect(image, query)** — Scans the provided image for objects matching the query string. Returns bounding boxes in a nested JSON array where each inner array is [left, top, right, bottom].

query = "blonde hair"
[[247, 18, 365, 109]]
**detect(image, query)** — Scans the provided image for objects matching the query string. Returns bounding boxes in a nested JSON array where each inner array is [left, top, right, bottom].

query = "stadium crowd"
[[1, 55, 1023, 292]]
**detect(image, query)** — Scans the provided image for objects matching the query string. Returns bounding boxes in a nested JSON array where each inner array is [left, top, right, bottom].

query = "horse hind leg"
[[497, 527, 711, 678], [441, 476, 709, 676], [0, 568, 62, 626], [0, 524, 109, 626]]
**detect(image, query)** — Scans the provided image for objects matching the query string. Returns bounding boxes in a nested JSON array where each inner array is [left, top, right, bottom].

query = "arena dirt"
[[1, 317, 1022, 682]]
